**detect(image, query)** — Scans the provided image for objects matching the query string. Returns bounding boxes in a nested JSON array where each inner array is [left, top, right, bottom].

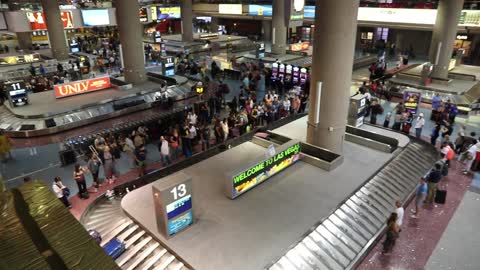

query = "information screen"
[[155, 6, 181, 20], [231, 142, 302, 198], [81, 9, 110, 26]]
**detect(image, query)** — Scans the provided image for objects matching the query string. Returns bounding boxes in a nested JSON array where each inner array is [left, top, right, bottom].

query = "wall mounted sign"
[[54, 77, 111, 99], [403, 91, 422, 114], [226, 140, 302, 199], [219, 4, 242, 15]]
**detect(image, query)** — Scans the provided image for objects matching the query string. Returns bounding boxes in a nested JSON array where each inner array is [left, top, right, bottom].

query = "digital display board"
[[26, 11, 73, 30], [403, 91, 422, 114], [152, 172, 194, 238], [219, 4, 242, 15], [304, 6, 315, 18], [139, 7, 148, 22], [54, 77, 111, 99], [152, 6, 181, 20], [229, 141, 302, 199], [81, 9, 110, 26], [6, 81, 28, 107]]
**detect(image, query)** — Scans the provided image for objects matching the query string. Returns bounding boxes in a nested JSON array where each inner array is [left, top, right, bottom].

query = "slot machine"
[[300, 68, 308, 85], [292, 66, 300, 85], [277, 64, 285, 80], [271, 62, 279, 81], [285, 65, 293, 83]]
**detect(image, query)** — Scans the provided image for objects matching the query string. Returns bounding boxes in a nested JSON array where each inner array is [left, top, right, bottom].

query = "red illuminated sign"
[[27, 11, 74, 30], [54, 77, 111, 99]]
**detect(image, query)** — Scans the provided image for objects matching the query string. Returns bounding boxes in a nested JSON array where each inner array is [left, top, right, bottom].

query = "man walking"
[[424, 163, 443, 203], [411, 178, 427, 219]]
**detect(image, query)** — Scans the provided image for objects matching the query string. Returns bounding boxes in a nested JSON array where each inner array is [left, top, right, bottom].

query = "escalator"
[[267, 141, 437, 270], [81, 197, 190, 270]]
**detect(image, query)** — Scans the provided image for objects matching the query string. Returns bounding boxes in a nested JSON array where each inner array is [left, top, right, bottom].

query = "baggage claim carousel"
[[0, 75, 198, 138], [80, 116, 437, 270]]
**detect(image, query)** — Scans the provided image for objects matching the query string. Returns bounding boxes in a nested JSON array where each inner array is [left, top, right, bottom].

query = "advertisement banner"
[[290, 41, 310, 51], [54, 77, 111, 99], [286, 0, 305, 27], [357, 8, 437, 25], [248, 4, 272, 16], [26, 11, 73, 30], [219, 4, 242, 15], [403, 91, 422, 114], [230, 141, 302, 199]]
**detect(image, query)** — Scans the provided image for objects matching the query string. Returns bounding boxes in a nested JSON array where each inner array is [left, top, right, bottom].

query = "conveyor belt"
[[267, 141, 437, 270], [81, 197, 190, 270]]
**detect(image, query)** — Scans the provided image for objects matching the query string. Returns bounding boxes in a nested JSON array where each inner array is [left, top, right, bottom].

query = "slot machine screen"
[[279, 64, 285, 74], [293, 66, 300, 84], [300, 68, 308, 85], [285, 65, 293, 83], [271, 63, 279, 80]]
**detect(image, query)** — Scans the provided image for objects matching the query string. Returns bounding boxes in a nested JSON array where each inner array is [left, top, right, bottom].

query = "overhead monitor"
[[81, 9, 110, 26]]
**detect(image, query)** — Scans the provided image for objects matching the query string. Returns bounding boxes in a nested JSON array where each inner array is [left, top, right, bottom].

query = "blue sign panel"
[[168, 210, 193, 236], [248, 4, 273, 16]]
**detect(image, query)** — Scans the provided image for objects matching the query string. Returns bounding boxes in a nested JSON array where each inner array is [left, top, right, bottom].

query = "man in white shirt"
[[282, 97, 291, 115], [394, 200, 404, 229], [414, 113, 425, 138], [187, 111, 198, 125], [158, 136, 171, 166]]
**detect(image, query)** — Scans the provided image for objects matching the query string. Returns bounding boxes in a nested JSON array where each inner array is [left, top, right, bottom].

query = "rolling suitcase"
[[435, 189, 447, 204], [103, 238, 125, 259]]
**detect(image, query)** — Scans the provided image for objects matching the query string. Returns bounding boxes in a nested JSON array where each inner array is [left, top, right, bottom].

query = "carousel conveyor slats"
[[268, 140, 437, 270], [81, 197, 190, 270]]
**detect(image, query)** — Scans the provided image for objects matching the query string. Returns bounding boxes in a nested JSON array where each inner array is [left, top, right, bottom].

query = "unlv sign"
[[54, 77, 111, 99]]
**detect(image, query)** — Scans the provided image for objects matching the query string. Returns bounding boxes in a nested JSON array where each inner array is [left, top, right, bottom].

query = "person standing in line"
[[52, 177, 71, 208], [169, 129, 181, 160], [383, 112, 392, 128], [221, 118, 229, 141], [123, 135, 136, 169], [462, 142, 478, 175], [382, 212, 399, 255], [411, 178, 427, 218], [424, 163, 443, 203], [414, 113, 425, 138], [87, 153, 102, 190], [394, 201, 404, 231], [103, 145, 116, 184], [430, 123, 441, 146], [158, 136, 171, 167], [73, 164, 87, 198], [135, 144, 147, 177]]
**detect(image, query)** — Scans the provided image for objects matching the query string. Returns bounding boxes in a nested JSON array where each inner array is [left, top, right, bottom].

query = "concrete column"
[[429, 0, 465, 79], [181, 0, 194, 42], [262, 20, 272, 42], [8, 1, 32, 50], [271, 0, 287, 55], [40, 0, 69, 60], [210, 17, 219, 33], [306, 0, 360, 155], [116, 0, 147, 84]]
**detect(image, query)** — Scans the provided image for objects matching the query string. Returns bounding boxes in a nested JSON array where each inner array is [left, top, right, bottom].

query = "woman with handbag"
[[382, 212, 400, 255], [73, 164, 88, 198], [53, 177, 71, 208]]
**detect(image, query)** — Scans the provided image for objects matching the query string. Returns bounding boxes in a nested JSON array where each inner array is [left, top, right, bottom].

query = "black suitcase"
[[435, 189, 447, 204], [80, 192, 90, 199]]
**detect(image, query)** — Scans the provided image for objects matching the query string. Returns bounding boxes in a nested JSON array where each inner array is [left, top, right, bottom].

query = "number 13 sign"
[[152, 172, 194, 239]]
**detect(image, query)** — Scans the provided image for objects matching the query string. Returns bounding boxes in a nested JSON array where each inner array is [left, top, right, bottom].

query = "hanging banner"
[[54, 77, 111, 99], [403, 91, 422, 114], [26, 11, 74, 30]]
